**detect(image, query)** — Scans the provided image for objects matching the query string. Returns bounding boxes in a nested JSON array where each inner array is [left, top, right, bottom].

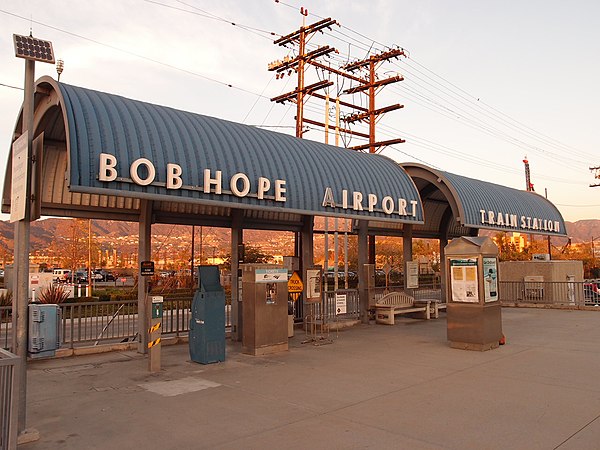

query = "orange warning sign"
[[287, 271, 304, 293]]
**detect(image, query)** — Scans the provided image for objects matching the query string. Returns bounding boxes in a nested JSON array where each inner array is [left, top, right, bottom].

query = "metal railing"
[[322, 289, 360, 321], [0, 348, 19, 450], [59, 296, 232, 348], [372, 286, 443, 302], [499, 281, 599, 306], [0, 307, 10, 351]]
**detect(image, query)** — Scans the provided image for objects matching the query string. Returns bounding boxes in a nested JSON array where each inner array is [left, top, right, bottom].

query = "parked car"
[[53, 268, 71, 283], [584, 283, 600, 304], [73, 271, 88, 284]]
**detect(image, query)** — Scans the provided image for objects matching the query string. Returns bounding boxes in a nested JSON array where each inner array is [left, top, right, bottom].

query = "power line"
[[0, 9, 269, 98], [143, 0, 280, 41], [0, 82, 23, 91]]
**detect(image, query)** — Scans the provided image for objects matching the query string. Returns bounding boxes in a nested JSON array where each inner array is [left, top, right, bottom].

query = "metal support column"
[[403, 225, 413, 291], [301, 215, 314, 271], [357, 220, 369, 324], [231, 210, 243, 342], [137, 200, 152, 354]]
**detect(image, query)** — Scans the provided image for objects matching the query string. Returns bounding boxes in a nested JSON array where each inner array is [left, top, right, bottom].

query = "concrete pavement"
[[21, 307, 600, 449]]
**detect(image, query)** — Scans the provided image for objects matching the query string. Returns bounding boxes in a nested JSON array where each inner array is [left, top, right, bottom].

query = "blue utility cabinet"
[[189, 266, 226, 364], [28, 304, 61, 358]]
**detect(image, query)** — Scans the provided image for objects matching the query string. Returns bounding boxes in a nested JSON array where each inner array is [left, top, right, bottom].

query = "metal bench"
[[375, 292, 431, 325]]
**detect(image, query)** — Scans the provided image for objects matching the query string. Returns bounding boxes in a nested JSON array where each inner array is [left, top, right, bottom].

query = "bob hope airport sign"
[[97, 153, 421, 220]]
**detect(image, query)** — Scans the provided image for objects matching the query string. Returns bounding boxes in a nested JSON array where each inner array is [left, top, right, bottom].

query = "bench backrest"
[[376, 292, 415, 307]]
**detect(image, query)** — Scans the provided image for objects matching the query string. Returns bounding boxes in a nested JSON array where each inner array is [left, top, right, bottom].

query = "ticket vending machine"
[[242, 264, 289, 356], [445, 236, 502, 351], [189, 265, 226, 364]]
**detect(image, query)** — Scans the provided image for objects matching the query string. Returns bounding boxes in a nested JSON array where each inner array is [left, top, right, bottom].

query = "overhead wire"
[[0, 8, 270, 98], [3, 3, 593, 182]]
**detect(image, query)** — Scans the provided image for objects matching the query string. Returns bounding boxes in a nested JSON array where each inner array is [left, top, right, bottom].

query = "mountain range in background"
[[0, 218, 597, 253]]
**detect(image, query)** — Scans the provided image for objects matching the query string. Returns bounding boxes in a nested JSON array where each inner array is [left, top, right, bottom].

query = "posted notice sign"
[[141, 261, 155, 276]]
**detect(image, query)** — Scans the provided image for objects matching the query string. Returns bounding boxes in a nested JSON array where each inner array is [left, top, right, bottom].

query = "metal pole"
[[14, 58, 34, 434], [344, 219, 349, 289], [334, 217, 339, 291], [324, 217, 328, 292], [324, 93, 329, 144], [191, 225, 195, 286], [87, 219, 92, 297], [296, 25, 306, 138]]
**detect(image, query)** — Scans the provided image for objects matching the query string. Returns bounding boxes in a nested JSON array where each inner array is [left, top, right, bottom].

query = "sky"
[[0, 0, 599, 223]]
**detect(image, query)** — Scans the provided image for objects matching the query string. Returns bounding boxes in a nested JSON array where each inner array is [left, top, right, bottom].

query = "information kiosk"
[[445, 236, 502, 351]]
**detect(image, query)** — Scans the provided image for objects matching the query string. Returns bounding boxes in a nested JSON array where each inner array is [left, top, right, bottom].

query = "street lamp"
[[12, 32, 56, 439]]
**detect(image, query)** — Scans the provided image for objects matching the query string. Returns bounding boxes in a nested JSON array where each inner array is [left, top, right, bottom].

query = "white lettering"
[[322, 187, 335, 208], [353, 192, 364, 211], [257, 177, 270, 200], [521, 216, 527, 228], [274, 180, 286, 202], [382, 196, 394, 214], [203, 169, 222, 194], [166, 163, 182, 189], [554, 221, 560, 233], [398, 198, 408, 216], [99, 153, 118, 182], [480, 209, 486, 223], [510, 215, 518, 227], [488, 211, 496, 225], [496, 212, 504, 226], [130, 158, 155, 186], [368, 194, 377, 212], [230, 173, 250, 197], [342, 190, 348, 209], [410, 200, 418, 217]]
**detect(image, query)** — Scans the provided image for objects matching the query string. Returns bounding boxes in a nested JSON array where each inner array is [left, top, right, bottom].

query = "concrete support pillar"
[[137, 200, 152, 354], [403, 225, 413, 292], [231, 210, 243, 342], [357, 220, 369, 324]]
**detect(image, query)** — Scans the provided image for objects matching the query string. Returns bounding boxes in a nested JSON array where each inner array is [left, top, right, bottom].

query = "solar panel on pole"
[[13, 34, 55, 63]]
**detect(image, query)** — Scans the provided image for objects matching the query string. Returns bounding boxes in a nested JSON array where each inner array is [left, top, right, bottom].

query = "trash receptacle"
[[189, 266, 226, 364]]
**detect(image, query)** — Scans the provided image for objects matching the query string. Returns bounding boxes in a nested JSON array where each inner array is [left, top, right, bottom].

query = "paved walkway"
[[21, 307, 600, 449]]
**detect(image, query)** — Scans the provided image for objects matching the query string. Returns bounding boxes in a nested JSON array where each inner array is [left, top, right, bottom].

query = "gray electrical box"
[[189, 266, 226, 364], [28, 304, 60, 358]]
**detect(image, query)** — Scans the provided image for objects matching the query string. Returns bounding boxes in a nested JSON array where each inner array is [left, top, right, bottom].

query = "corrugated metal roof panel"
[[50, 79, 423, 224], [401, 163, 566, 237]]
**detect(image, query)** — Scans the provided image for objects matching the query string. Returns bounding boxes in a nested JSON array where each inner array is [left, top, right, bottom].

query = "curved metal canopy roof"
[[2, 77, 423, 228], [401, 163, 567, 237]]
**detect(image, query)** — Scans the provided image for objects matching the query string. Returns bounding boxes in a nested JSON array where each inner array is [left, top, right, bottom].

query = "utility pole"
[[342, 48, 406, 153], [269, 13, 337, 138], [270, 12, 409, 267], [590, 166, 600, 187]]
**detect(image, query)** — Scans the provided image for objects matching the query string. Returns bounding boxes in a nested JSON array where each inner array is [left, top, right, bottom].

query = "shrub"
[[38, 284, 70, 304], [0, 290, 12, 307]]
